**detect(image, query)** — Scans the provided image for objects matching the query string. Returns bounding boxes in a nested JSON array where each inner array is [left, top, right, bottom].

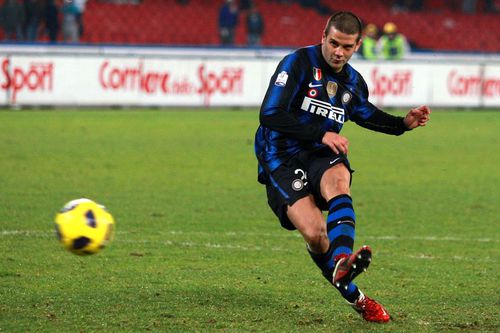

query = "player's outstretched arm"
[[403, 105, 431, 130]]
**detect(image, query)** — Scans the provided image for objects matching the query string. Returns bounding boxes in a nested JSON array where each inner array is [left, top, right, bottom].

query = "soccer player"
[[254, 11, 430, 322]]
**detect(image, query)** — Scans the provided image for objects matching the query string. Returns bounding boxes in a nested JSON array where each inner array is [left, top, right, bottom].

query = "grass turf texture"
[[0, 109, 498, 332]]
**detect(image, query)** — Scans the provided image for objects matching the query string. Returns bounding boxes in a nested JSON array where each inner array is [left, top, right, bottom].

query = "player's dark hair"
[[324, 11, 363, 42]]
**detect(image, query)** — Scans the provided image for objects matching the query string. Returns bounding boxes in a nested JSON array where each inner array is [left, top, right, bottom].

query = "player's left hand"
[[404, 105, 431, 129]]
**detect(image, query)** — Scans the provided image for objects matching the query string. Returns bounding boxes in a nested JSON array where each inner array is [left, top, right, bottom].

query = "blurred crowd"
[[217, 0, 498, 48], [0, 0, 86, 43], [392, 0, 498, 13], [1, 0, 498, 47]]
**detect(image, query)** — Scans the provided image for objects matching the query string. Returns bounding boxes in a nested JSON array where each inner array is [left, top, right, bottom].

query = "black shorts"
[[264, 147, 353, 230]]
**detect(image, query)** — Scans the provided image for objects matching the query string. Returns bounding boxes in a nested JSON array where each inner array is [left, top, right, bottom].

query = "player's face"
[[321, 27, 361, 73]]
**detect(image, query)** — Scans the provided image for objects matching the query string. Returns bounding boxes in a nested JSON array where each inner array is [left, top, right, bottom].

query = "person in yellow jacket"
[[360, 23, 379, 60], [377, 22, 410, 60]]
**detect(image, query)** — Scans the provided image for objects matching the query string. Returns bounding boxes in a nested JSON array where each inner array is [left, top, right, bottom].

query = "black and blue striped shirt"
[[255, 44, 408, 184]]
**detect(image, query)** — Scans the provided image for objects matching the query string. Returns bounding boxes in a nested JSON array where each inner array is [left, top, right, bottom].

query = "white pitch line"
[[115, 239, 496, 262], [0, 230, 130, 236], [118, 239, 270, 252], [1, 230, 52, 236], [158, 230, 498, 243], [365, 235, 497, 243], [1, 229, 496, 262], [0, 229, 497, 243]]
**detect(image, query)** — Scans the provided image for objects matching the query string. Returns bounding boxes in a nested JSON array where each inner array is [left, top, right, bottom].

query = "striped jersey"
[[255, 44, 408, 184]]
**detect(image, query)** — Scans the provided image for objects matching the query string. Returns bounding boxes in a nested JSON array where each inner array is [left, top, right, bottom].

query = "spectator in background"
[[359, 23, 378, 60], [392, 0, 424, 12], [462, 0, 477, 13], [74, 0, 86, 38], [299, 0, 332, 16], [1, 0, 25, 41], [246, 3, 264, 46], [219, 0, 239, 45], [61, 0, 79, 42], [485, 0, 498, 12], [44, 0, 59, 43], [240, 0, 253, 11], [267, 0, 292, 4], [377, 22, 410, 60], [24, 0, 44, 41]]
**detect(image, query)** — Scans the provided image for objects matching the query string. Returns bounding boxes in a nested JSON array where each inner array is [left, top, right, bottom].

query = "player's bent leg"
[[319, 163, 369, 303], [285, 164, 389, 322], [319, 164, 372, 286], [286, 195, 329, 254], [286, 195, 340, 281]]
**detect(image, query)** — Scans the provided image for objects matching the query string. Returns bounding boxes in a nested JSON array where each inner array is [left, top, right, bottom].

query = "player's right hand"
[[322, 131, 349, 155], [404, 105, 431, 129]]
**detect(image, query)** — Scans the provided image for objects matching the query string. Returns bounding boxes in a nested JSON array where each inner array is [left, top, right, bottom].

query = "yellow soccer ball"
[[55, 198, 115, 255]]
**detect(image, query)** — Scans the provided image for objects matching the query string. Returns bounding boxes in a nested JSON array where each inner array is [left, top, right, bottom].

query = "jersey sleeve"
[[349, 75, 409, 136], [259, 53, 325, 142]]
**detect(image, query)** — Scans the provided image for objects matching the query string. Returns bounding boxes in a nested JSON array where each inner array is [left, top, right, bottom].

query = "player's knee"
[[301, 224, 327, 250], [321, 164, 351, 198], [333, 176, 350, 193]]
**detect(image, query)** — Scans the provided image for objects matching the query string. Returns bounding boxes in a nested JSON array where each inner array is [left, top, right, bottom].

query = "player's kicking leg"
[[319, 163, 390, 323]]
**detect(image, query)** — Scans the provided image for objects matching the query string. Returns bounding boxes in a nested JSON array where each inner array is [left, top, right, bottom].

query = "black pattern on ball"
[[73, 236, 91, 250], [85, 210, 97, 228]]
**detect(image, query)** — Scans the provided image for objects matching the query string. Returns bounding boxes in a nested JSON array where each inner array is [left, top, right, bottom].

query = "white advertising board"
[[0, 53, 499, 108], [355, 63, 430, 108], [483, 65, 500, 107], [430, 64, 483, 107]]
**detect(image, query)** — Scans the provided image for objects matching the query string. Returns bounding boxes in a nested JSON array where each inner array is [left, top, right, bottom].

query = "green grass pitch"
[[0, 109, 498, 332]]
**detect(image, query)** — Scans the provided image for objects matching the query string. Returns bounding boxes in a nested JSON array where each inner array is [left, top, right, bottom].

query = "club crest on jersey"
[[301, 96, 345, 124], [291, 179, 304, 191], [275, 71, 288, 87], [327, 81, 338, 98], [342, 92, 352, 104], [313, 67, 322, 81], [292, 168, 308, 191]]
